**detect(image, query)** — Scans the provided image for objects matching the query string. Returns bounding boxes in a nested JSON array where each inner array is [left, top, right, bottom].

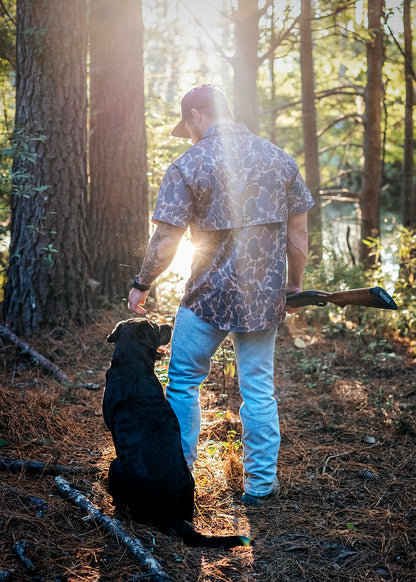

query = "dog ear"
[[159, 324, 172, 346], [107, 321, 123, 343]]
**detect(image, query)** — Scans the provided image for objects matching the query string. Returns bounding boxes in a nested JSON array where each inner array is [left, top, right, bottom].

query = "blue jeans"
[[166, 306, 280, 497]]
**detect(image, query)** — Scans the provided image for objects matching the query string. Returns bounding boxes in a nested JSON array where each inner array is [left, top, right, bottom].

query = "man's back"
[[156, 123, 308, 232], [152, 122, 314, 331]]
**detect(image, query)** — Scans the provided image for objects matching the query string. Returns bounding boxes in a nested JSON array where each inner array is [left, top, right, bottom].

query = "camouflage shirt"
[[153, 123, 314, 332]]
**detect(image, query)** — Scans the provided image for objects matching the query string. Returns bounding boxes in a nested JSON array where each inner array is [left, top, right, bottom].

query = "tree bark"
[[402, 0, 415, 228], [359, 0, 384, 267], [299, 0, 322, 262], [3, 0, 89, 335], [89, 0, 149, 300], [232, 0, 260, 134]]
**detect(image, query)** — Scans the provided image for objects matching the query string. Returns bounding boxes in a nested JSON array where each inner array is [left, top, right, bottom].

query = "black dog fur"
[[103, 318, 248, 548]]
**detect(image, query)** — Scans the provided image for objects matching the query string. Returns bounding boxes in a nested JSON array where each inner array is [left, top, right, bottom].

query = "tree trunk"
[[3, 0, 89, 335], [299, 0, 322, 262], [268, 2, 277, 144], [359, 0, 384, 267], [402, 0, 414, 228], [232, 0, 260, 134], [89, 0, 148, 300]]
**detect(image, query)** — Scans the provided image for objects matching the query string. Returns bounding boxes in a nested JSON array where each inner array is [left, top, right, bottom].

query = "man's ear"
[[190, 107, 201, 124]]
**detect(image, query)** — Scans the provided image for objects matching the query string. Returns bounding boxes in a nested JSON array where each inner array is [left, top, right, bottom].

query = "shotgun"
[[286, 286, 397, 310]]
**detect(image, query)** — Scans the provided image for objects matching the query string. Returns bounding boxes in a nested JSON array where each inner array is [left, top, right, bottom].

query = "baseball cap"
[[171, 84, 230, 139]]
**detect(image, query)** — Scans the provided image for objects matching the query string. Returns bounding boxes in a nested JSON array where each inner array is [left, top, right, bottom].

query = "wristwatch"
[[132, 276, 151, 292]]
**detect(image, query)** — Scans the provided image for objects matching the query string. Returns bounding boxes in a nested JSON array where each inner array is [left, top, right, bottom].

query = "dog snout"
[[159, 324, 172, 346]]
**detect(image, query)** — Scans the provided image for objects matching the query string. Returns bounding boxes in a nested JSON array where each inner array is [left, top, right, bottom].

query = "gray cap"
[[171, 84, 230, 138]]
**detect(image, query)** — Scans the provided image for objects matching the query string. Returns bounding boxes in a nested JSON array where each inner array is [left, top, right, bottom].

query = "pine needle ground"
[[0, 309, 415, 581]]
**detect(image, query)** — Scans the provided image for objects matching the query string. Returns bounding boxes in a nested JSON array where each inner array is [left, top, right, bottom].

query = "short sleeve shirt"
[[153, 123, 314, 332]]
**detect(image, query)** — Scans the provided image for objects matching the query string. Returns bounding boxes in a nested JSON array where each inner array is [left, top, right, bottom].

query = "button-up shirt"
[[153, 123, 314, 331]]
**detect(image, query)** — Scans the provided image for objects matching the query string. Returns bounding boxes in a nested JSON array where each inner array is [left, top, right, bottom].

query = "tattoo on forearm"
[[138, 226, 182, 285]]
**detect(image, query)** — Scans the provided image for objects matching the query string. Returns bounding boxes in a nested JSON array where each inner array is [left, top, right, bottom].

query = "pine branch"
[[0, 325, 70, 384], [178, 0, 233, 65], [385, 21, 416, 82], [317, 113, 363, 137], [0, 458, 99, 476], [0, 0, 16, 27], [258, 15, 301, 65], [55, 477, 174, 582], [259, 86, 363, 117]]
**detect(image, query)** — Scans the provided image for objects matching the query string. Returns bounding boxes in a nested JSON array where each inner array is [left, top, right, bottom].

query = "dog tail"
[[168, 519, 252, 549]]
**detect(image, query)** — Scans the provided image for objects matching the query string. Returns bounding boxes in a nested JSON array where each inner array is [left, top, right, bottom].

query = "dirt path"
[[0, 309, 415, 581]]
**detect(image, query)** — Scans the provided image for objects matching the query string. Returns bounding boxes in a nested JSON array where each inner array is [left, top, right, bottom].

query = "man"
[[128, 84, 314, 506]]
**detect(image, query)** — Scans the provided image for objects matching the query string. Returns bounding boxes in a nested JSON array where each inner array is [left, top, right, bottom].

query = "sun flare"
[[169, 235, 194, 280]]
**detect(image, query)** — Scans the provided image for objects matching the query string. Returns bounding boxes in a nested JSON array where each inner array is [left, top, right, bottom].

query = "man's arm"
[[286, 211, 308, 297], [128, 222, 185, 314]]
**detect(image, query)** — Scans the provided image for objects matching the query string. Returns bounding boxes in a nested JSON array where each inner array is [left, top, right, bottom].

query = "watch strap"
[[132, 277, 151, 292]]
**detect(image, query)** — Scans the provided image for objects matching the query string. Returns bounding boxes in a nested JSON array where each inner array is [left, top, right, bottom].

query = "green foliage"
[[222, 429, 242, 453], [0, 1, 16, 72], [207, 427, 242, 458], [145, 95, 189, 209], [1, 125, 48, 199], [302, 224, 416, 343], [0, 125, 56, 292], [155, 358, 169, 386], [303, 249, 370, 294], [388, 227, 416, 339], [291, 349, 337, 390], [213, 346, 236, 379]]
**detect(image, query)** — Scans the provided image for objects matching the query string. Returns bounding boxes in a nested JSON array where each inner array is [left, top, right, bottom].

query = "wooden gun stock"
[[286, 286, 397, 310]]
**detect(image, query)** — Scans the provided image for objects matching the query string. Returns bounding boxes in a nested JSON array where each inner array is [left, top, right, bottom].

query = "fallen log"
[[55, 477, 173, 582], [0, 458, 99, 476], [0, 324, 70, 383]]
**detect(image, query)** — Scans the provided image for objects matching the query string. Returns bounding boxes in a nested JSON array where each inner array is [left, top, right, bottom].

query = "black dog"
[[103, 318, 249, 548]]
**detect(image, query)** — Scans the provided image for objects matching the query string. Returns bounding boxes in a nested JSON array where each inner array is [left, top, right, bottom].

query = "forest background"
[[0, 2, 416, 581], [0, 0, 415, 340]]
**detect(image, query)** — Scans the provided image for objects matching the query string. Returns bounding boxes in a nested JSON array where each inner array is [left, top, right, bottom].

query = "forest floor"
[[0, 302, 415, 582]]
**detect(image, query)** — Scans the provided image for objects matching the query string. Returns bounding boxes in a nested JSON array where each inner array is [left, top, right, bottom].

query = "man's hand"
[[286, 285, 302, 314], [128, 288, 149, 315], [127, 222, 185, 316]]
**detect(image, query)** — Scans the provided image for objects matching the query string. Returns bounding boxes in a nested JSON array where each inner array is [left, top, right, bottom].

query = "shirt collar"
[[201, 123, 251, 140]]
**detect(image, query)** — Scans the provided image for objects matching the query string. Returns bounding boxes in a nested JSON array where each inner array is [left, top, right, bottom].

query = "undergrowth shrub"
[[302, 230, 416, 345]]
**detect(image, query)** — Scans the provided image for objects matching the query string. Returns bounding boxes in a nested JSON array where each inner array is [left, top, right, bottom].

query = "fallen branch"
[[55, 477, 173, 582], [13, 541, 36, 572], [0, 324, 70, 383], [322, 451, 353, 474], [0, 458, 99, 476], [0, 484, 48, 517]]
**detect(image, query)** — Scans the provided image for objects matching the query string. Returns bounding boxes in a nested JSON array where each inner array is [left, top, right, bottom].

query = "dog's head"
[[107, 319, 172, 359]]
